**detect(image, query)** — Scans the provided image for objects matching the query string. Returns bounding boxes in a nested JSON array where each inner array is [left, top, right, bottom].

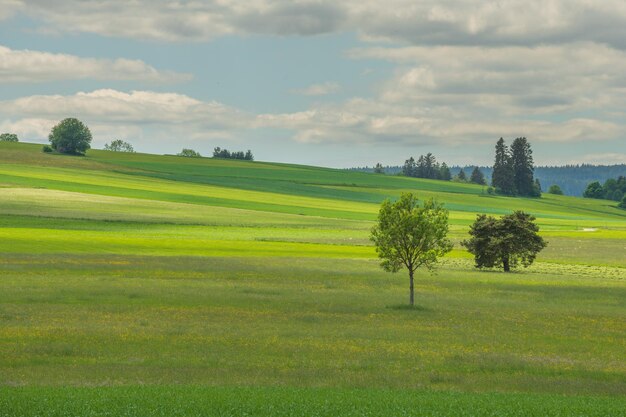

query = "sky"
[[1, 1, 625, 167]]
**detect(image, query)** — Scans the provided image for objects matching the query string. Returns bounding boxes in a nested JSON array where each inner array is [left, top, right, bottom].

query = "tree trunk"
[[502, 256, 510, 272], [409, 269, 415, 306]]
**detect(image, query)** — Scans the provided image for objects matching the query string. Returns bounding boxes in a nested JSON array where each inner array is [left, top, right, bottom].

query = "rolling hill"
[[1, 141, 625, 416]]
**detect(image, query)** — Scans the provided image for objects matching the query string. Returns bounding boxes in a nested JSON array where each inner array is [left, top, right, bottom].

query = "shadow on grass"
[[386, 304, 431, 312]]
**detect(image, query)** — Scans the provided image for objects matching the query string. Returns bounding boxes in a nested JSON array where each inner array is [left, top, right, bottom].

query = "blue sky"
[[1, 1, 625, 167]]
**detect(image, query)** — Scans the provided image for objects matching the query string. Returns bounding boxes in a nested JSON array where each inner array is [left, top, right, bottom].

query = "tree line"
[[0, 133, 19, 142], [584, 176, 626, 208], [398, 153, 487, 185], [213, 147, 254, 161], [401, 153, 452, 180], [360, 138, 541, 195], [350, 164, 626, 197]]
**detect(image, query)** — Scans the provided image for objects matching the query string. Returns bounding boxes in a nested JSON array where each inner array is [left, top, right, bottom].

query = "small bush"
[[42, 145, 53, 153], [548, 184, 563, 195]]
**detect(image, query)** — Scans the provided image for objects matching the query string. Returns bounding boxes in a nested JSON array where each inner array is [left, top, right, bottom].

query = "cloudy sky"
[[1, 1, 625, 167]]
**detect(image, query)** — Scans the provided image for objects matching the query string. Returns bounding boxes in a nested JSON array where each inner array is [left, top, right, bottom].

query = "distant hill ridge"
[[348, 164, 626, 197]]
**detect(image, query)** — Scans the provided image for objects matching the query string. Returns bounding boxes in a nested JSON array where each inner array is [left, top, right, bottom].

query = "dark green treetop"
[[48, 118, 92, 155], [0, 133, 18, 142], [462, 211, 546, 272]]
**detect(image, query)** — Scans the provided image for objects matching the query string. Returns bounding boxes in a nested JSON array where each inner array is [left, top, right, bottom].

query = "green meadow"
[[0, 141, 625, 416]]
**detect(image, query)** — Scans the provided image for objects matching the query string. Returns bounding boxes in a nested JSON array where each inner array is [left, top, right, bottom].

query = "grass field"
[[1, 141, 625, 416]]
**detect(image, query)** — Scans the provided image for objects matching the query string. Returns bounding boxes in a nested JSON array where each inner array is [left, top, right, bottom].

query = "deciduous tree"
[[548, 184, 563, 195], [462, 211, 546, 272], [370, 193, 453, 306], [0, 133, 18, 142], [177, 148, 201, 157], [48, 118, 92, 155], [104, 139, 135, 152]]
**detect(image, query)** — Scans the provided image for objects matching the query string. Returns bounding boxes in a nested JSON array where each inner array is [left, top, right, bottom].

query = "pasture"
[[0, 141, 625, 415]]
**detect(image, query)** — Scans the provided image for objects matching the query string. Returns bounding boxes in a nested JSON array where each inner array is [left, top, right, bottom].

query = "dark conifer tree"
[[439, 163, 452, 181], [492, 138, 516, 195], [416, 155, 426, 178], [470, 167, 486, 185], [424, 153, 437, 179], [510, 137, 536, 196], [457, 168, 467, 181], [402, 157, 416, 177]]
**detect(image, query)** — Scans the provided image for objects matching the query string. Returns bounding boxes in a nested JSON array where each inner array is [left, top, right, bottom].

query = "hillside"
[[1, 142, 625, 415], [1, 142, 625, 266]]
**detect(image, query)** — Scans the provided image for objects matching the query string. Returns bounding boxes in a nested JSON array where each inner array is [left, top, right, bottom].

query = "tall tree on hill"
[[48, 118, 92, 155], [415, 155, 425, 178], [511, 137, 536, 196], [424, 153, 437, 179], [439, 163, 451, 181], [402, 157, 416, 177], [0, 133, 19, 142], [491, 138, 516, 195], [470, 167, 486, 185]]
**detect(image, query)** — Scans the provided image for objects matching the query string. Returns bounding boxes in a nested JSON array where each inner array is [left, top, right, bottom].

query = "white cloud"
[[0, 45, 190, 83], [6, 1, 626, 49], [2, 87, 622, 156], [291, 82, 340, 96], [0, 89, 251, 148]]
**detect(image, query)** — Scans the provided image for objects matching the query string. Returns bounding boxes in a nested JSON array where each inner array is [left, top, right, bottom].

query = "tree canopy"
[[469, 167, 486, 185], [548, 184, 563, 195], [104, 140, 135, 153], [491, 137, 540, 197], [402, 153, 451, 181], [0, 133, 18, 142], [48, 118, 92, 155], [177, 148, 202, 157], [462, 211, 546, 272], [370, 193, 453, 306], [213, 147, 254, 161], [583, 176, 626, 202]]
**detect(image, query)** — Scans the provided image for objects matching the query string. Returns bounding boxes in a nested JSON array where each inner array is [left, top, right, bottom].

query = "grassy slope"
[[1, 142, 625, 415]]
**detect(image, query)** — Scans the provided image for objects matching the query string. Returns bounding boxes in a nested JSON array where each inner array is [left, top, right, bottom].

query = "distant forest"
[[348, 164, 626, 197]]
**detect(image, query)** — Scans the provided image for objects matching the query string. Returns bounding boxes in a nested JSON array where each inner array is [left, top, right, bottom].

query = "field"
[[1, 141, 625, 416]]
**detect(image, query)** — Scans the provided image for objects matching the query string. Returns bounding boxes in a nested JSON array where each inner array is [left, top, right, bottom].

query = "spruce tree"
[[439, 163, 452, 181], [510, 137, 536, 196], [457, 168, 467, 182], [491, 138, 516, 195], [424, 153, 436, 179], [403, 157, 417, 177], [470, 167, 486, 185], [416, 155, 426, 178]]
